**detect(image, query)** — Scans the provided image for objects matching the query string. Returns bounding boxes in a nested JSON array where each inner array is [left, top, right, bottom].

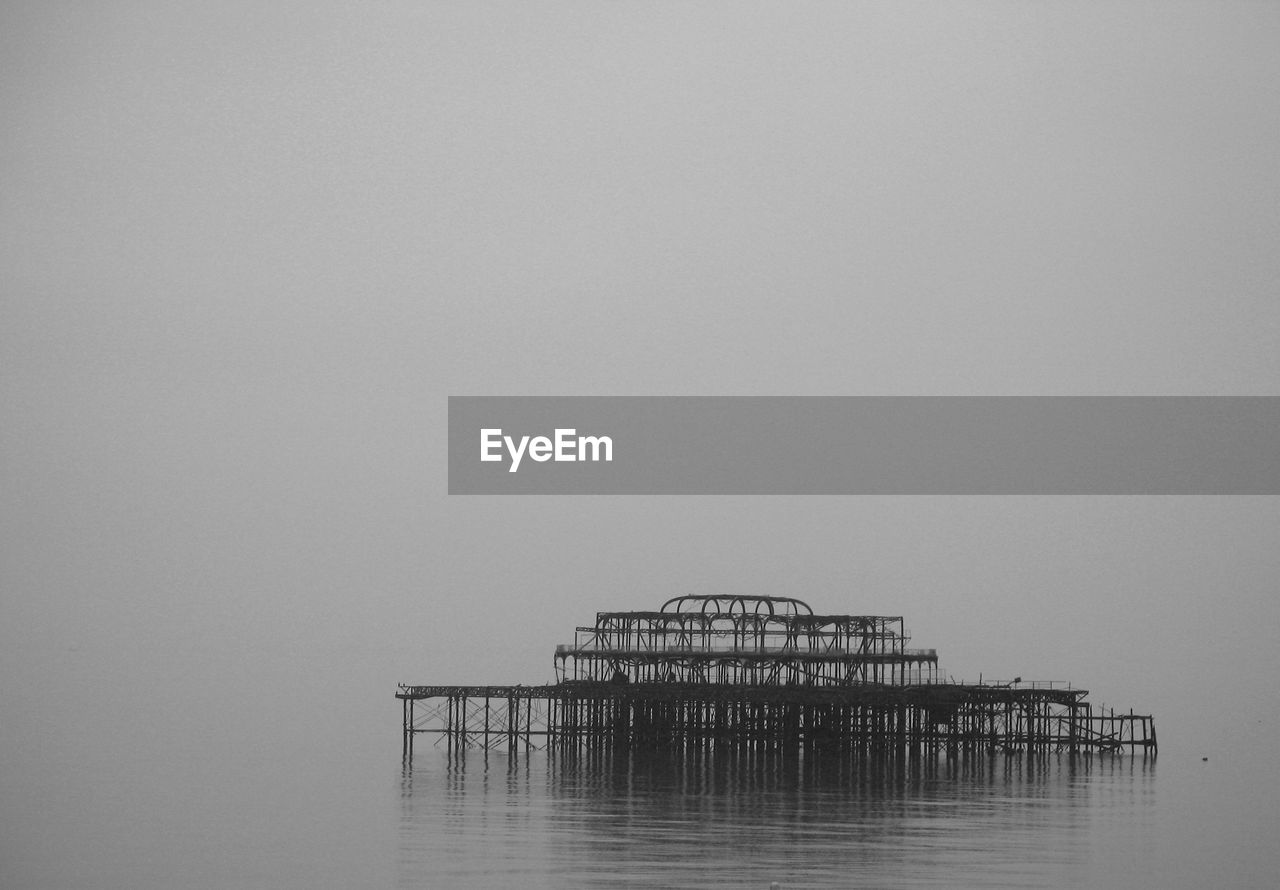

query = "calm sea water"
[[398, 747, 1169, 890], [5, 727, 1276, 889]]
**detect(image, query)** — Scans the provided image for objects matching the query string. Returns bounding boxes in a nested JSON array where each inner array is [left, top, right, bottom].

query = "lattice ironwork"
[[397, 595, 1156, 757], [554, 595, 937, 686]]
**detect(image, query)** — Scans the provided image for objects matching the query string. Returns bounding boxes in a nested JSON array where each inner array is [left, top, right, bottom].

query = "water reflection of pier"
[[397, 596, 1155, 757]]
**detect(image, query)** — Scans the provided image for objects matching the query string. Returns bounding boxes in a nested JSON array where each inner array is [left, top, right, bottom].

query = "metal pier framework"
[[397, 595, 1155, 757]]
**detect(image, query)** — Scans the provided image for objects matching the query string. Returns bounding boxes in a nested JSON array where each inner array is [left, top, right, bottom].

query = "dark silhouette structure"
[[397, 595, 1155, 757]]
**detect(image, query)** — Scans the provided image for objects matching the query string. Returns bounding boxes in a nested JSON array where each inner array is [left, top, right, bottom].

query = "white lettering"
[[503, 434, 529, 473], [578, 434, 612, 463], [555, 428, 576, 461], [528, 436, 553, 462], [481, 428, 614, 472], [480, 429, 503, 461]]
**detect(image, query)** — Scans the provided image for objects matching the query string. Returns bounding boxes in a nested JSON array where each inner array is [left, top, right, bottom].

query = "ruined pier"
[[397, 595, 1155, 757]]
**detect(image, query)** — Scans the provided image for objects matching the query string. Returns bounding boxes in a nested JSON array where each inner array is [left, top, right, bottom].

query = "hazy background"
[[3, 2, 1278, 888]]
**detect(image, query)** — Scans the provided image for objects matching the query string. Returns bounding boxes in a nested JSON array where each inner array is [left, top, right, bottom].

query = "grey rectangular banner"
[[447, 397, 1280, 494]]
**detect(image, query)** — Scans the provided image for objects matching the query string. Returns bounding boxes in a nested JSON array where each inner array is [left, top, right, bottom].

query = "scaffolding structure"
[[398, 595, 1155, 757]]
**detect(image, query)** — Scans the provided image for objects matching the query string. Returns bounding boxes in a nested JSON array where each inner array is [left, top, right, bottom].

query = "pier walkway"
[[396, 681, 1156, 756]]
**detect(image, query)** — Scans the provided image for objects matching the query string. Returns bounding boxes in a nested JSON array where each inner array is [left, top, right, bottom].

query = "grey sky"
[[2, 3, 1279, 885]]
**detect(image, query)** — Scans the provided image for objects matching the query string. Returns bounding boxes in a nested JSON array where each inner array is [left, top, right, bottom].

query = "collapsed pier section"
[[398, 595, 1155, 757]]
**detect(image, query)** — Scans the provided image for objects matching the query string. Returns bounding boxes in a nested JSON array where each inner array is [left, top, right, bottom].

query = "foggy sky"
[[3, 3, 1279, 886]]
